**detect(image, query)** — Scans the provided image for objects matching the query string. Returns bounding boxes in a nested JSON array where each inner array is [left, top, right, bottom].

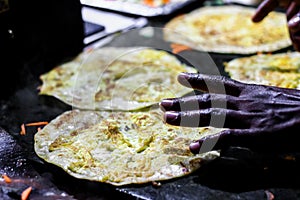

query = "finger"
[[287, 2, 300, 20], [177, 73, 244, 96], [163, 109, 254, 128], [190, 124, 300, 154], [189, 128, 267, 154], [252, 0, 279, 23], [288, 12, 300, 51], [189, 129, 234, 154], [160, 93, 300, 115], [160, 93, 228, 112]]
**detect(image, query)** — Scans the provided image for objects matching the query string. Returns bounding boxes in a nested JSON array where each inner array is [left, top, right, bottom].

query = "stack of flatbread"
[[35, 47, 222, 186]]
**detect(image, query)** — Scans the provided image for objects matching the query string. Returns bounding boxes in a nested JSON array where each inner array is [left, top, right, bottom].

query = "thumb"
[[189, 129, 232, 154], [189, 128, 268, 154]]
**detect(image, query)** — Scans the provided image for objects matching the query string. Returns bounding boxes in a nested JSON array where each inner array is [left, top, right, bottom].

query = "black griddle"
[[2, 2, 300, 199], [1, 27, 300, 199]]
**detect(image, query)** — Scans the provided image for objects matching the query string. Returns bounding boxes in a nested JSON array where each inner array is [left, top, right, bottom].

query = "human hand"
[[160, 72, 300, 154], [252, 0, 300, 51]]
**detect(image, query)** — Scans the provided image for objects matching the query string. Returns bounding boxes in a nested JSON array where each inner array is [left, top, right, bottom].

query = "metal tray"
[[80, 0, 201, 17]]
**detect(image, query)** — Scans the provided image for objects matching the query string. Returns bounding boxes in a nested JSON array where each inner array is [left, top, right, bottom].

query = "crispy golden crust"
[[34, 109, 221, 186], [164, 5, 292, 54]]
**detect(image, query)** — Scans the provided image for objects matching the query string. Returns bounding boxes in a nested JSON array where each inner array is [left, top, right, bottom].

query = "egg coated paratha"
[[163, 5, 291, 54], [39, 47, 197, 111], [34, 109, 221, 186], [225, 52, 300, 89]]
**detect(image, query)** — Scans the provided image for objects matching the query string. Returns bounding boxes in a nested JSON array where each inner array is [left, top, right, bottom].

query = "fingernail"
[[178, 72, 190, 80], [178, 72, 193, 87], [189, 141, 201, 154], [160, 99, 174, 109], [164, 111, 179, 123]]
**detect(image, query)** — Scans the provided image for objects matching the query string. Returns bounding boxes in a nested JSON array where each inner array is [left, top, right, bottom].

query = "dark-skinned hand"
[[252, 0, 300, 51], [160, 73, 300, 154]]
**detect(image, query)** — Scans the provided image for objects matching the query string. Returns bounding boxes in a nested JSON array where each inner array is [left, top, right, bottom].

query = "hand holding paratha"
[[160, 73, 300, 154], [252, 0, 300, 50]]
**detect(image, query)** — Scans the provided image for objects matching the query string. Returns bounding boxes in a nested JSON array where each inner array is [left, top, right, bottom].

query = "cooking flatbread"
[[163, 5, 292, 54], [34, 108, 221, 186], [39, 47, 197, 111], [225, 52, 300, 89]]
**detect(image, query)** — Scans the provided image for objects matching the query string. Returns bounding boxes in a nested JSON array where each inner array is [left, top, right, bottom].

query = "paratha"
[[34, 108, 221, 186], [225, 52, 300, 89], [163, 5, 292, 54], [39, 47, 197, 111]]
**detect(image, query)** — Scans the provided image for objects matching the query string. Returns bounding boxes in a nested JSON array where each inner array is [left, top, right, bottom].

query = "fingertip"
[[251, 12, 261, 23], [177, 72, 198, 87], [191, 130, 231, 154], [251, 8, 266, 23], [251, 0, 279, 23], [189, 141, 201, 154], [160, 99, 174, 111], [164, 111, 180, 125], [177, 72, 190, 82]]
